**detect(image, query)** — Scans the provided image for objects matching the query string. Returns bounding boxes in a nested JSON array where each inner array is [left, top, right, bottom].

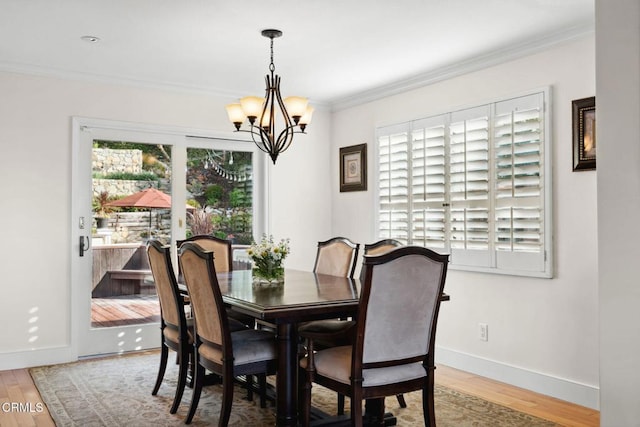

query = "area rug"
[[30, 351, 556, 426]]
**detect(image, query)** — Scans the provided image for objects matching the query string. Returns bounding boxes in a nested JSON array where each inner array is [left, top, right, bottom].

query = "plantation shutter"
[[448, 106, 491, 267], [493, 93, 545, 272], [410, 116, 447, 250], [376, 89, 550, 277], [378, 123, 410, 243]]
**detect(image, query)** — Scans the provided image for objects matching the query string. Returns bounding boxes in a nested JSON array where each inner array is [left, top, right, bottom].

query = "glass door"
[[73, 122, 183, 357], [72, 120, 267, 357]]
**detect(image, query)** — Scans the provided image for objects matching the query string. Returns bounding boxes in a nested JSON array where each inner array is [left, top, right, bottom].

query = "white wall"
[[0, 72, 332, 366], [331, 36, 598, 408], [596, 0, 640, 425]]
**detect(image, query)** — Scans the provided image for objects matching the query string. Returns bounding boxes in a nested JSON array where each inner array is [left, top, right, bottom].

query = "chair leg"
[[337, 393, 345, 415], [258, 374, 268, 408], [152, 343, 168, 395], [219, 374, 234, 427], [396, 393, 407, 408], [351, 393, 363, 427], [185, 363, 205, 425], [423, 376, 436, 427], [170, 347, 189, 414], [245, 375, 254, 401], [300, 366, 314, 427]]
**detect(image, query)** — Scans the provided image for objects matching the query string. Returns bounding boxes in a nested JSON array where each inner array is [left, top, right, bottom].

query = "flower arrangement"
[[247, 234, 290, 284]]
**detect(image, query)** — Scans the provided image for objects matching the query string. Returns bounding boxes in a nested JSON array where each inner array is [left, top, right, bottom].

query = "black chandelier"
[[226, 29, 313, 164]]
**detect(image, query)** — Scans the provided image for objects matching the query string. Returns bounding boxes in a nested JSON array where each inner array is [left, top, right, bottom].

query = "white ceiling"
[[0, 0, 594, 108]]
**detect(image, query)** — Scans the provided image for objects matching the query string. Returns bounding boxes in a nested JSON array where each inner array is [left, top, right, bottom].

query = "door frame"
[[70, 117, 268, 357]]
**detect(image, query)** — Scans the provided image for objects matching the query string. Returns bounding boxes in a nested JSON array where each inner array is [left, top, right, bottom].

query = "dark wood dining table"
[[216, 269, 359, 426]]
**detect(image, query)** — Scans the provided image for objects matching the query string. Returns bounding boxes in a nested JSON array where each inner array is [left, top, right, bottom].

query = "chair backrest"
[[146, 240, 186, 335], [177, 235, 233, 273], [178, 242, 231, 364], [313, 237, 360, 278], [355, 246, 448, 370], [360, 238, 403, 281], [363, 238, 403, 256]]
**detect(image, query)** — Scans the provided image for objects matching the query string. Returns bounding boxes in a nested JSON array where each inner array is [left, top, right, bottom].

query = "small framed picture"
[[339, 143, 367, 192], [572, 96, 596, 171]]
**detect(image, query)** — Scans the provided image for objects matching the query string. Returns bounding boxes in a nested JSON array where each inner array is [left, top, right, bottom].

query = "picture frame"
[[572, 96, 596, 171], [339, 143, 367, 192]]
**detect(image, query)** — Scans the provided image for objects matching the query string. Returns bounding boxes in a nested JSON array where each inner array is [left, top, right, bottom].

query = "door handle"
[[79, 235, 90, 257]]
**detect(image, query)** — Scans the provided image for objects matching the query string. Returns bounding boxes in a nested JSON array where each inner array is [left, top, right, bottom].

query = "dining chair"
[[146, 240, 192, 414], [177, 235, 233, 273], [178, 242, 278, 425], [295, 237, 361, 414], [361, 239, 410, 409], [300, 238, 405, 413], [297, 237, 360, 346], [313, 236, 360, 278], [299, 246, 449, 427], [177, 235, 255, 329]]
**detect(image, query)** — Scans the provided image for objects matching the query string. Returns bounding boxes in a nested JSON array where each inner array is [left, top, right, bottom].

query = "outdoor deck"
[[91, 295, 160, 328]]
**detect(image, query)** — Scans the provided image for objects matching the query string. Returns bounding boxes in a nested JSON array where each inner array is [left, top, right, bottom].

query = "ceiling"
[[0, 0, 594, 108]]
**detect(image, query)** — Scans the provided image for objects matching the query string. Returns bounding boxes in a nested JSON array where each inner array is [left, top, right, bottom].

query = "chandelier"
[[225, 29, 313, 164]]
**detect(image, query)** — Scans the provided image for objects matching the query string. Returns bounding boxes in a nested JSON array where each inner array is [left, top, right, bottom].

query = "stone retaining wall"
[[92, 179, 158, 198], [93, 147, 143, 174]]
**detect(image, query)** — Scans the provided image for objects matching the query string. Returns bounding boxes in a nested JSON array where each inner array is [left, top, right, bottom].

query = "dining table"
[[212, 268, 450, 427]]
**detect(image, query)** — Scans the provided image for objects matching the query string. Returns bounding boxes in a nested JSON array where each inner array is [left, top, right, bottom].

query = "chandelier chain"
[[269, 37, 275, 73]]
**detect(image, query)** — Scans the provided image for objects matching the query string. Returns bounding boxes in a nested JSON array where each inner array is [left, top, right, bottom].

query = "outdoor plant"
[[93, 191, 115, 218], [187, 208, 214, 236]]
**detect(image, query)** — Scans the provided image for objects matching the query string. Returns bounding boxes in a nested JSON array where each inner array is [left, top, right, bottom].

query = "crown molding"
[[0, 22, 592, 114], [329, 23, 594, 112], [0, 60, 333, 111], [0, 60, 246, 99]]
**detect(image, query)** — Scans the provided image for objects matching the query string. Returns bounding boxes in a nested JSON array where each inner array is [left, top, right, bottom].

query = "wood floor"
[[91, 294, 160, 328], [0, 361, 598, 426]]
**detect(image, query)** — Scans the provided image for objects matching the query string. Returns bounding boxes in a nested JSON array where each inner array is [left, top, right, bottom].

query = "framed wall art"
[[339, 143, 367, 192], [572, 96, 596, 171]]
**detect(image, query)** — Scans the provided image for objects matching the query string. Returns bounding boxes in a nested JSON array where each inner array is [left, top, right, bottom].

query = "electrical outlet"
[[479, 323, 488, 341]]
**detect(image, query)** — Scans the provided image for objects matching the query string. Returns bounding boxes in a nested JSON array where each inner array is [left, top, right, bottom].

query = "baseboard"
[[0, 345, 76, 370], [435, 346, 599, 410]]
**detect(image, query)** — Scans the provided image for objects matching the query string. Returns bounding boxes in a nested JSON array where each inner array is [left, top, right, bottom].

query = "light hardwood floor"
[[0, 362, 598, 426]]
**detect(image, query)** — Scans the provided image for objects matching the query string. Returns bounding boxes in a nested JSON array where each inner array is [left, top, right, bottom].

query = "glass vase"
[[252, 261, 284, 286]]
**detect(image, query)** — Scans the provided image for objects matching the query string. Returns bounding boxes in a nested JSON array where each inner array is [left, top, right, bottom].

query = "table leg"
[[276, 323, 298, 426]]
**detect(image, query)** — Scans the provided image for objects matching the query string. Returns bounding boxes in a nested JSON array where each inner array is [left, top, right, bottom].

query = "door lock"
[[79, 235, 90, 257]]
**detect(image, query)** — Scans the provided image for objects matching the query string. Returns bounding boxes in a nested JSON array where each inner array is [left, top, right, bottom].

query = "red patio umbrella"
[[106, 188, 175, 238], [107, 188, 173, 210]]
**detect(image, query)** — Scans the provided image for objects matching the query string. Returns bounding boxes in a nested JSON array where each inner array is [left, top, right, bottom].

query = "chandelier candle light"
[[226, 29, 313, 164]]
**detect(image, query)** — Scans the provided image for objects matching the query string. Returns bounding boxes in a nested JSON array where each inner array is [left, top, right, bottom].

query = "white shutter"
[[376, 89, 551, 277], [410, 116, 447, 249], [448, 106, 490, 266], [493, 93, 545, 271], [378, 124, 410, 242]]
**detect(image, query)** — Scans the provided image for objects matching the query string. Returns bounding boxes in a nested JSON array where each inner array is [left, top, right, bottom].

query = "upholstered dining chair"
[[177, 235, 255, 329], [313, 236, 360, 278], [300, 238, 405, 413], [177, 235, 233, 273], [299, 246, 449, 427], [146, 240, 192, 414], [361, 239, 409, 409], [178, 242, 278, 425], [297, 237, 360, 346]]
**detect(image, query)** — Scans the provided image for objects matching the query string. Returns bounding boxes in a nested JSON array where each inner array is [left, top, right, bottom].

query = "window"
[[377, 90, 552, 277], [185, 148, 254, 244]]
